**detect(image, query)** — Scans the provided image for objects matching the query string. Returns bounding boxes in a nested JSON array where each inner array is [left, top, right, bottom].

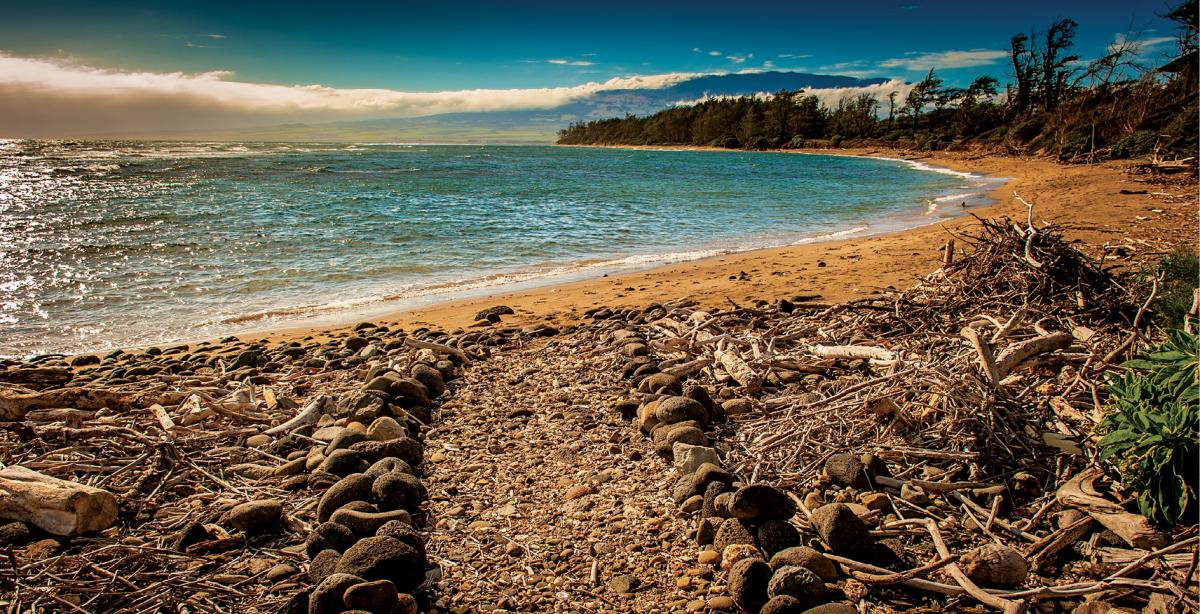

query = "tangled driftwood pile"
[[582, 207, 1196, 612]]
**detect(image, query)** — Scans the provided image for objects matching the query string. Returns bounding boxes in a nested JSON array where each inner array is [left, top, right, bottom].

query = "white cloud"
[[726, 55, 746, 64], [0, 52, 701, 136], [673, 79, 914, 114], [778, 53, 812, 59], [1109, 33, 1175, 54], [547, 59, 595, 66], [878, 49, 1007, 70], [203, 33, 226, 39], [708, 50, 721, 57], [692, 47, 702, 53]]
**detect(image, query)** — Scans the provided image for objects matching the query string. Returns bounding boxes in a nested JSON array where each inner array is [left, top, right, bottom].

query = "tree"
[[1039, 18, 1080, 111], [904, 69, 943, 131], [1009, 32, 1037, 115]]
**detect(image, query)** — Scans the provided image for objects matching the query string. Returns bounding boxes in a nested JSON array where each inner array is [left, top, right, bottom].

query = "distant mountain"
[[176, 72, 888, 143]]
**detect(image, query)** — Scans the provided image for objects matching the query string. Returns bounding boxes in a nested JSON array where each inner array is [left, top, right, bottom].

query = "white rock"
[[673, 443, 720, 474]]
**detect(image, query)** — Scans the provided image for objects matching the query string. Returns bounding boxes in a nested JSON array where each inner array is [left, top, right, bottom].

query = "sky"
[[0, 0, 1185, 136]]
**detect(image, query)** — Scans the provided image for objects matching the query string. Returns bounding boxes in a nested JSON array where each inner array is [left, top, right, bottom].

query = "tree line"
[[557, 2, 1197, 161]]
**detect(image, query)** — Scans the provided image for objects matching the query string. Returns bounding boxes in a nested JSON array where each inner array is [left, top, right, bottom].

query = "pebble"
[[961, 543, 1030, 588], [608, 574, 640, 594], [697, 550, 721, 565], [228, 499, 283, 533]]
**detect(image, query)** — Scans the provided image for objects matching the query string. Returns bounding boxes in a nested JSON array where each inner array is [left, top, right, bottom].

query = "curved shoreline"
[[18, 147, 1199, 356]]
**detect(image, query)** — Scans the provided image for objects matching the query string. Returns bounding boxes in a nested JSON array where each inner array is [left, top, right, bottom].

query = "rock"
[[317, 473, 375, 523], [760, 595, 806, 614], [696, 517, 722, 546], [713, 519, 756, 552], [229, 462, 274, 480], [326, 430, 368, 455], [309, 573, 363, 614], [394, 593, 419, 614], [686, 463, 733, 499], [305, 522, 358, 558], [684, 383, 717, 421], [387, 378, 429, 407], [366, 457, 415, 478], [728, 558, 772, 613], [702, 481, 732, 517], [350, 437, 422, 466], [342, 579, 399, 613], [810, 504, 874, 558], [266, 563, 298, 582], [245, 434, 273, 448], [681, 495, 704, 513], [335, 535, 425, 592], [637, 373, 681, 395], [655, 396, 708, 425], [376, 520, 426, 558], [228, 499, 283, 533], [767, 565, 828, 606], [609, 574, 640, 594], [823, 453, 866, 488], [316, 449, 365, 477], [857, 492, 890, 512], [708, 596, 736, 610], [1073, 602, 1139, 614], [309, 549, 342, 584], [900, 483, 930, 507], [673, 443, 721, 474], [344, 336, 370, 351], [372, 471, 424, 512], [654, 425, 707, 458], [713, 492, 735, 517], [756, 519, 801, 555], [801, 604, 858, 614], [0, 522, 31, 546], [566, 484, 593, 500], [331, 508, 413, 537], [232, 349, 258, 370], [410, 363, 446, 397], [729, 484, 797, 521], [366, 416, 406, 442], [722, 398, 755, 416], [961, 543, 1030, 588], [698, 550, 721, 565], [721, 543, 763, 569], [770, 547, 838, 581]]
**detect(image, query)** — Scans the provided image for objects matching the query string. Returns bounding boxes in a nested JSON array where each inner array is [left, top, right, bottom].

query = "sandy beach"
[[248, 148, 1197, 346]]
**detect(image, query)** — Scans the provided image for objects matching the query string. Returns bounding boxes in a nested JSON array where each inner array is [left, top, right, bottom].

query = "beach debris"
[[0, 466, 117, 536]]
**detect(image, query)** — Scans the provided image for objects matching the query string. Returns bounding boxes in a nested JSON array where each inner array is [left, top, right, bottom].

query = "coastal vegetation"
[[557, 2, 1198, 162]]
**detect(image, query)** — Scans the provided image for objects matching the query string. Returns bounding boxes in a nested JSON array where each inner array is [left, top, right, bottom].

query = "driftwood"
[[0, 466, 117, 536], [713, 349, 760, 389], [809, 344, 896, 363], [0, 367, 72, 388], [0, 387, 187, 421], [995, 332, 1073, 378], [1056, 467, 1164, 550], [263, 395, 334, 436], [404, 337, 471, 364], [961, 327, 1000, 386]]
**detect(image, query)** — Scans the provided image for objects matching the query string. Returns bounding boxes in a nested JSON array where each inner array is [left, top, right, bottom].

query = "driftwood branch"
[[0, 466, 118, 536], [1056, 467, 1164, 550], [263, 395, 334, 436]]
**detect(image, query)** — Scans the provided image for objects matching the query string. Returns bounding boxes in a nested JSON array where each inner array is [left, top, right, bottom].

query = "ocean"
[[0, 141, 1002, 357]]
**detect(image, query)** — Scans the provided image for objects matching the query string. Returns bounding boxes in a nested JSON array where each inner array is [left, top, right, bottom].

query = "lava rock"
[[702, 481, 732, 517], [334, 535, 425, 592], [655, 396, 708, 425], [637, 372, 681, 395], [309, 573, 363, 614], [767, 565, 828, 606], [729, 484, 797, 522], [366, 416, 406, 442], [961, 543, 1030, 588], [0, 522, 31, 546], [228, 499, 283, 533], [331, 508, 412, 537], [801, 604, 859, 614], [376, 520, 426, 558], [713, 519, 757, 553], [309, 549, 342, 584], [305, 522, 358, 558], [728, 558, 772, 612], [372, 471, 425, 512], [809, 503, 874, 558], [760, 595, 806, 614], [317, 473, 375, 523], [350, 437, 422, 466], [823, 453, 867, 488], [342, 579, 399, 613], [654, 425, 707, 459], [316, 449, 366, 477], [769, 547, 839, 581], [410, 363, 446, 397], [366, 457, 415, 478], [756, 519, 801, 555]]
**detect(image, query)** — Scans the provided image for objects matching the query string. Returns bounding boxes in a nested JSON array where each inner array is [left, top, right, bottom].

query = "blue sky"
[[1, 0, 1183, 89], [0, 0, 1186, 136]]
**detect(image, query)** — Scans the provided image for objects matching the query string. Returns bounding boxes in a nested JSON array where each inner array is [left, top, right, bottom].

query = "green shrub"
[[786, 135, 806, 149], [1111, 130, 1160, 159], [829, 135, 843, 147], [1098, 328, 1199, 525], [1144, 246, 1199, 329]]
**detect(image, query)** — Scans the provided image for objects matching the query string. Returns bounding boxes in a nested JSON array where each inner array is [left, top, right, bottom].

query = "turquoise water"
[[0, 141, 1000, 357]]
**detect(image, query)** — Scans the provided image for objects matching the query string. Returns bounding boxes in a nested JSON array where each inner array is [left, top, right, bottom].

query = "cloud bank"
[[673, 79, 914, 113], [0, 53, 700, 137], [878, 49, 1007, 70]]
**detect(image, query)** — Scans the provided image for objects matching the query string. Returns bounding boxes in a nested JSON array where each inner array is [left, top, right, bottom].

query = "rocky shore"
[[0, 207, 1196, 613]]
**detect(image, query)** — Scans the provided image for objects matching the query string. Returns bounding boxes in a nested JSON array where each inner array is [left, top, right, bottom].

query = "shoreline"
[[14, 147, 1198, 358], [233, 146, 1196, 350]]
